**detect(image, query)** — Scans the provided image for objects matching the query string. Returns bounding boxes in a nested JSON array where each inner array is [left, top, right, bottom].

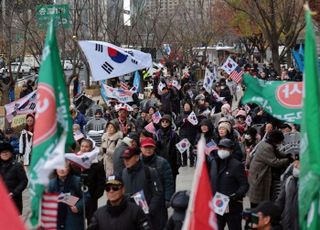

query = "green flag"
[[241, 73, 302, 124], [299, 8, 320, 230], [28, 20, 74, 227]]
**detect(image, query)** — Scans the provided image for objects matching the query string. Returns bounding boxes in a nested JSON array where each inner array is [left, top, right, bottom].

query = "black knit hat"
[[0, 142, 14, 153]]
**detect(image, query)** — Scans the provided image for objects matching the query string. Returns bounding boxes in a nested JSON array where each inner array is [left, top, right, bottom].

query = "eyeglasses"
[[105, 185, 122, 192]]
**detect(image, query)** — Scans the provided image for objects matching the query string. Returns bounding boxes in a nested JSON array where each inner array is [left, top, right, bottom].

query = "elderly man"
[[112, 105, 135, 136], [88, 175, 151, 230]]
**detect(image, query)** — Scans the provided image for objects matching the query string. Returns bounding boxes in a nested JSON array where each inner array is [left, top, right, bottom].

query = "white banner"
[[78, 40, 151, 81], [5, 91, 37, 122], [102, 83, 134, 103]]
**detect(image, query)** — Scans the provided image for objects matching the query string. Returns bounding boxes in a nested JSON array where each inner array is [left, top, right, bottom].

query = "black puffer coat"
[[87, 197, 151, 230], [0, 158, 28, 214]]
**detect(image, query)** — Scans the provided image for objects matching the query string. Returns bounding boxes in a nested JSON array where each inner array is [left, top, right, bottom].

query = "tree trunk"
[[270, 43, 281, 74]]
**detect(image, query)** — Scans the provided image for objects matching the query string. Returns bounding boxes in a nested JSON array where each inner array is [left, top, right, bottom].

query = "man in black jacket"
[[0, 142, 28, 214], [88, 175, 151, 230], [209, 138, 249, 230], [121, 147, 167, 230]]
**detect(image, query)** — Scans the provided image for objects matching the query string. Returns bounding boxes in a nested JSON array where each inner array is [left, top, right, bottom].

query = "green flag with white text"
[[241, 74, 302, 124], [299, 8, 320, 230], [28, 20, 73, 227]]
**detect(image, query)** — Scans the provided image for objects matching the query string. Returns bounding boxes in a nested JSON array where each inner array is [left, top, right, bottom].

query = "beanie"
[[218, 122, 231, 133]]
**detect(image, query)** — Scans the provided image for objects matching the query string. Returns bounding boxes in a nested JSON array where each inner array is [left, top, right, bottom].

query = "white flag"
[[158, 82, 166, 92], [78, 40, 148, 80], [65, 147, 99, 169], [221, 57, 238, 75], [172, 80, 181, 90], [5, 91, 37, 122], [187, 111, 198, 125], [203, 68, 214, 93], [124, 48, 152, 69], [176, 138, 191, 154]]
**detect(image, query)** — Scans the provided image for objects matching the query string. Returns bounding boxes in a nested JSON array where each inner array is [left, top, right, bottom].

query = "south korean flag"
[[187, 111, 198, 125], [78, 40, 147, 81], [176, 138, 191, 154], [221, 57, 238, 75]]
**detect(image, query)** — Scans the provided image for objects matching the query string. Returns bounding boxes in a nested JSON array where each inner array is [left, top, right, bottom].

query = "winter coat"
[[85, 118, 107, 133], [70, 161, 105, 202], [122, 160, 167, 230], [19, 129, 33, 165], [176, 111, 198, 145], [135, 117, 149, 134], [87, 197, 151, 230], [142, 154, 175, 202], [100, 131, 123, 176], [155, 128, 181, 177], [73, 112, 87, 133], [0, 158, 28, 214], [248, 141, 289, 204], [112, 141, 130, 177], [276, 175, 299, 230], [209, 155, 248, 213], [48, 175, 90, 230], [160, 91, 173, 114], [5, 136, 19, 156]]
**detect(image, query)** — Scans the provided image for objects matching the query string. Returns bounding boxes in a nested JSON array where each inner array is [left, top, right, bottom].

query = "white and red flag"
[[229, 66, 244, 84], [40, 193, 58, 230], [221, 57, 237, 75], [78, 41, 151, 81], [183, 135, 218, 230], [187, 111, 198, 125], [152, 111, 162, 124]]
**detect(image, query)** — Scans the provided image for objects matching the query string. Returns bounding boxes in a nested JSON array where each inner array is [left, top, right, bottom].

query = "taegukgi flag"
[[78, 40, 151, 80], [221, 57, 237, 75], [5, 91, 37, 122]]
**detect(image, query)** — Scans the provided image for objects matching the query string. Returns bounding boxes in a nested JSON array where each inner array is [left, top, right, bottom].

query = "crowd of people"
[[0, 60, 302, 230]]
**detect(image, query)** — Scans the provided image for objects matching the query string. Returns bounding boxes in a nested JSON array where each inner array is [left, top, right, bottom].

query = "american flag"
[[120, 81, 129, 90], [152, 111, 162, 124], [40, 193, 58, 229], [204, 140, 218, 155], [229, 66, 244, 84]]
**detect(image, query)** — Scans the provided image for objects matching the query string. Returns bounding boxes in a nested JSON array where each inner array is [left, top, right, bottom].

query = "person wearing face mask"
[[248, 130, 291, 208], [208, 138, 249, 230], [275, 160, 300, 230]]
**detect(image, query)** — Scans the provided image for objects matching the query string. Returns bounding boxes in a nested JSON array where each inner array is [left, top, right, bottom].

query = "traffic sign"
[[36, 4, 72, 29]]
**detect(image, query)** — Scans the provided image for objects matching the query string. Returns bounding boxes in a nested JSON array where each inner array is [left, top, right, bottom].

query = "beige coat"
[[100, 131, 123, 176]]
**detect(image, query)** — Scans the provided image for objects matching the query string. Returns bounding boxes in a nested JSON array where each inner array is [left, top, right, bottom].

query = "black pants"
[[86, 198, 98, 224], [217, 212, 242, 230]]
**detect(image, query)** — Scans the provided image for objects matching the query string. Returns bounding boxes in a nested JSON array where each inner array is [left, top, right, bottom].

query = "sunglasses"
[[105, 185, 122, 192]]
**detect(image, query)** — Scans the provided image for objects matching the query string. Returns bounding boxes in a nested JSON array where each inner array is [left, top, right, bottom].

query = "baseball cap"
[[140, 137, 156, 148], [120, 147, 140, 159], [251, 201, 281, 223], [106, 175, 123, 185]]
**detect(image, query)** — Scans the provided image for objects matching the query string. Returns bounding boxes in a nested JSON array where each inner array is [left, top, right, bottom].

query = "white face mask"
[[217, 150, 230, 159], [292, 167, 300, 178]]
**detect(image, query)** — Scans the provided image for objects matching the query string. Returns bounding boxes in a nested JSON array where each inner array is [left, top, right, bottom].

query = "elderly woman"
[[0, 142, 28, 214], [48, 162, 90, 230]]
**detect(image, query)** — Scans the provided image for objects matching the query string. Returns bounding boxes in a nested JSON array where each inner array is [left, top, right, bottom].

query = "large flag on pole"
[[78, 41, 152, 81], [183, 135, 217, 230], [241, 74, 302, 124], [299, 7, 320, 230], [0, 178, 26, 230], [28, 20, 74, 227]]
